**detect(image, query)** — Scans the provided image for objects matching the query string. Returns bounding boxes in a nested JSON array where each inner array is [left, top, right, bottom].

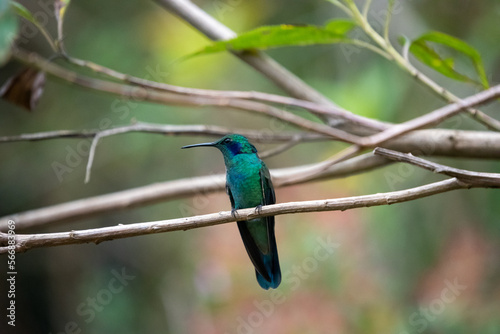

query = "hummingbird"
[[182, 134, 281, 289]]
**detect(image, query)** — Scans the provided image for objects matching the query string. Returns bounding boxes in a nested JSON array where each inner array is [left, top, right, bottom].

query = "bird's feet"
[[254, 205, 263, 215], [231, 208, 239, 219]]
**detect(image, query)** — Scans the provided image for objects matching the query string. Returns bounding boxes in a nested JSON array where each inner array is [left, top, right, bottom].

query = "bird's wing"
[[227, 174, 272, 282], [259, 166, 276, 253], [259, 166, 276, 207], [257, 166, 281, 288], [226, 184, 236, 209]]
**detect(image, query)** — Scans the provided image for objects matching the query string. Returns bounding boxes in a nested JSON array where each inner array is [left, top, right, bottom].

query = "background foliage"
[[1, 0, 500, 333]]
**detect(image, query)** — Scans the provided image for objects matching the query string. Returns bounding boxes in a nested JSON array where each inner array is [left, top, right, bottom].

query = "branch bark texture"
[[0, 178, 468, 254]]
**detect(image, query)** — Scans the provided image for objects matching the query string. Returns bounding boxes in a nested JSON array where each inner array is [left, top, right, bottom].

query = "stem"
[[384, 0, 395, 42], [362, 0, 373, 18], [345, 1, 500, 131]]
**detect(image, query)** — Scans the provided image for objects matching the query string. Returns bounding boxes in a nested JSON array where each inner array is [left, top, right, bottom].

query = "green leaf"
[[409, 39, 473, 83], [324, 19, 357, 34], [188, 19, 357, 58], [10, 1, 56, 51], [9, 1, 35, 24], [0, 0, 18, 65], [409, 31, 489, 88]]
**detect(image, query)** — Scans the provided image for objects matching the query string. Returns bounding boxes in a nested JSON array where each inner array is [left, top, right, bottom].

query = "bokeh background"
[[1, 0, 500, 333]]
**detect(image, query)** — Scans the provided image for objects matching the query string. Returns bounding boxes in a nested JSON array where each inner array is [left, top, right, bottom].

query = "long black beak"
[[181, 141, 216, 149]]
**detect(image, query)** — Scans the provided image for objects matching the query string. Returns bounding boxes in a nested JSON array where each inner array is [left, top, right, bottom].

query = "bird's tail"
[[256, 221, 281, 290], [255, 245, 281, 289], [237, 219, 282, 289]]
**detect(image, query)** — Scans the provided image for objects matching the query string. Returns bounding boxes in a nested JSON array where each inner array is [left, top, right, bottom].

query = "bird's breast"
[[226, 160, 263, 209]]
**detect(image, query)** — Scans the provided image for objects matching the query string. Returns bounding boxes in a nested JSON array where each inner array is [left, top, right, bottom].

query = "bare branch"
[[2, 129, 500, 231], [0, 129, 95, 142], [63, 56, 386, 132], [0, 153, 390, 231], [382, 129, 500, 158], [85, 133, 102, 183], [12, 49, 360, 143], [0, 123, 325, 143], [258, 136, 303, 159], [467, 107, 500, 131], [374, 147, 500, 187], [12, 49, 500, 151], [3, 124, 500, 160], [0, 178, 472, 254], [82, 124, 319, 182], [153, 0, 338, 111], [358, 84, 500, 146], [277, 145, 362, 186]]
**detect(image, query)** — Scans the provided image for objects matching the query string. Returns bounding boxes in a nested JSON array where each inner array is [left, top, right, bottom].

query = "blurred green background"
[[1, 0, 500, 333]]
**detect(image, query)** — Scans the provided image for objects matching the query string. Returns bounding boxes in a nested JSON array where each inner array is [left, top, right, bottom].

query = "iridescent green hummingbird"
[[182, 134, 281, 289]]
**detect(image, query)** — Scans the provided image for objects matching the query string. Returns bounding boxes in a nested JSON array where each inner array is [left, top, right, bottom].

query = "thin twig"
[[348, 39, 392, 60], [63, 54, 388, 131], [0, 123, 325, 143], [358, 84, 500, 146], [54, 0, 66, 53], [4, 125, 499, 158], [258, 137, 303, 159], [374, 147, 500, 186], [1, 177, 479, 254], [58, 23, 387, 129], [85, 133, 102, 183], [277, 145, 362, 186], [327, 0, 352, 17], [12, 49, 361, 143], [81, 123, 319, 182], [401, 35, 411, 63], [362, 0, 373, 19], [467, 108, 500, 131]]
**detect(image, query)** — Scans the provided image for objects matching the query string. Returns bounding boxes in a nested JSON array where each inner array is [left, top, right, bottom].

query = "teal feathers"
[[182, 134, 281, 289]]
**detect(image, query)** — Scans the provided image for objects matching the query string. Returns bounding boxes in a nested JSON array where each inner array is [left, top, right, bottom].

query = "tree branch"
[[3, 124, 500, 159], [4, 126, 500, 233], [153, 0, 338, 112], [374, 147, 500, 186], [4, 146, 500, 254], [2, 128, 500, 231], [358, 84, 500, 146], [276, 145, 362, 186], [12, 48, 500, 152], [0, 153, 390, 231], [13, 48, 500, 158], [0, 177, 473, 254], [12, 49, 360, 143], [0, 122, 325, 143], [62, 56, 386, 132]]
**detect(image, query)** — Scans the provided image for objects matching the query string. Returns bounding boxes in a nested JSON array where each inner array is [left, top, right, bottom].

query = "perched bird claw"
[[231, 208, 238, 219], [254, 205, 263, 215]]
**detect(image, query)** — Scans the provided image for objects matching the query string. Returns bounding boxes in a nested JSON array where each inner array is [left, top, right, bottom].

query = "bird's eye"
[[223, 138, 232, 144]]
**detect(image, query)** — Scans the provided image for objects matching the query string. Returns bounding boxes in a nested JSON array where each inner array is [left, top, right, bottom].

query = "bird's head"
[[182, 134, 257, 158]]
